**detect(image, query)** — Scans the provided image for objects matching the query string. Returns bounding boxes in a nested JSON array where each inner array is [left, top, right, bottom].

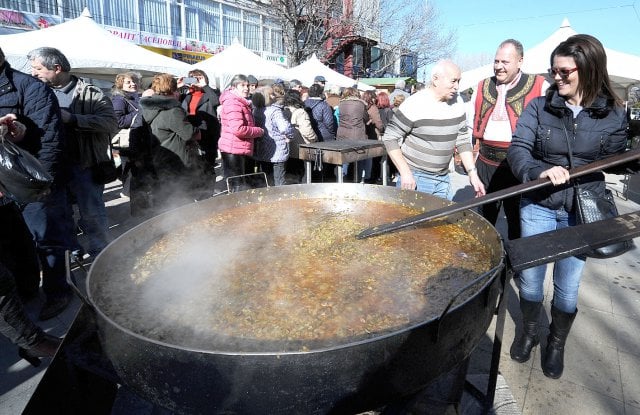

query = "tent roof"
[[0, 8, 190, 79], [283, 54, 374, 91], [192, 42, 286, 90], [460, 18, 640, 95], [359, 77, 412, 87]]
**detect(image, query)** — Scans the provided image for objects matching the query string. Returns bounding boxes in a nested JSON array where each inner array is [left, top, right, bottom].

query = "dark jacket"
[[304, 97, 336, 141], [139, 94, 199, 168], [181, 85, 221, 157], [111, 89, 140, 129], [0, 62, 65, 182], [508, 88, 628, 211]]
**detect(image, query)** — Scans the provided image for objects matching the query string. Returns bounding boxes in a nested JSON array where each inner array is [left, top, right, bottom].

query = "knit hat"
[[247, 75, 258, 85]]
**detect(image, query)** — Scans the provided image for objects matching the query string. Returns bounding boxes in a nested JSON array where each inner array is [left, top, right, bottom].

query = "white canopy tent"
[[460, 18, 640, 98], [191, 41, 286, 90], [283, 54, 374, 91], [0, 8, 191, 80]]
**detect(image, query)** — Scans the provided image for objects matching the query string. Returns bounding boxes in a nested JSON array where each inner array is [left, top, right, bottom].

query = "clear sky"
[[430, 0, 640, 70]]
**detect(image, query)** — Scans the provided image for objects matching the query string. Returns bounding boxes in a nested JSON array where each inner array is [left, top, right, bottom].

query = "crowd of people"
[[1, 33, 639, 381]]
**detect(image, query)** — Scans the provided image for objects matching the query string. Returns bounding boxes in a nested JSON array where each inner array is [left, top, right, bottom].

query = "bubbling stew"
[[100, 198, 494, 351]]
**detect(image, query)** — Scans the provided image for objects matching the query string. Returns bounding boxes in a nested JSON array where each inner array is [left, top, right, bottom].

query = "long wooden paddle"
[[356, 148, 640, 239]]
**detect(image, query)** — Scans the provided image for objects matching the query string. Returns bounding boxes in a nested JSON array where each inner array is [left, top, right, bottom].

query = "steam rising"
[[101, 198, 494, 352]]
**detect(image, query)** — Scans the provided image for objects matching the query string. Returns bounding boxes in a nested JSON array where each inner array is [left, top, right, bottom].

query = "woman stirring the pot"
[[507, 35, 628, 379]]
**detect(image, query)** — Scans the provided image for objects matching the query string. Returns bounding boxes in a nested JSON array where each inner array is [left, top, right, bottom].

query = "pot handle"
[[433, 262, 505, 342], [64, 250, 95, 311]]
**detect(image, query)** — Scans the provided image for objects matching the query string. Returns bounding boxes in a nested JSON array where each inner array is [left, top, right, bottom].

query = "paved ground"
[[1, 169, 639, 414]]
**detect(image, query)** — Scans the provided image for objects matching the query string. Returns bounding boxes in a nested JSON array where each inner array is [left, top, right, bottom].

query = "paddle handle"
[[357, 148, 640, 239]]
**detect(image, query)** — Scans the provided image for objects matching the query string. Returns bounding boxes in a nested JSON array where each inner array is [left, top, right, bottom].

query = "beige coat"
[[288, 106, 318, 158]]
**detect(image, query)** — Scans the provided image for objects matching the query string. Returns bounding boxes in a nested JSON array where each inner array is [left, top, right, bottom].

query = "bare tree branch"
[[271, 0, 456, 76]]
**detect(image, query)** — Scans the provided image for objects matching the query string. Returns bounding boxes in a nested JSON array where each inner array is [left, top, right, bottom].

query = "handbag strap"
[[560, 122, 575, 169], [561, 122, 581, 192]]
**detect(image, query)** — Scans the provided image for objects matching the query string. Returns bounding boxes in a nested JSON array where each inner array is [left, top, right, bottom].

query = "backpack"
[[304, 106, 323, 140]]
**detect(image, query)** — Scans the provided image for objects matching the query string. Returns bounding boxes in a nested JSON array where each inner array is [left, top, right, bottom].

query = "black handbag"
[[562, 124, 633, 258], [573, 186, 633, 258], [92, 141, 119, 185], [0, 133, 53, 203]]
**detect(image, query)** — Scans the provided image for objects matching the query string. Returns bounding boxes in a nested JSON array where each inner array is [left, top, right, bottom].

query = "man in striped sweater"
[[382, 59, 485, 200]]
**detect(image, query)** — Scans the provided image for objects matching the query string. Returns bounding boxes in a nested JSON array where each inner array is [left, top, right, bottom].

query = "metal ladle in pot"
[[357, 149, 640, 239]]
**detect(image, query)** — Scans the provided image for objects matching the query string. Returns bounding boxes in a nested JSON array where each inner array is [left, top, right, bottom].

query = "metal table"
[[298, 140, 387, 184]]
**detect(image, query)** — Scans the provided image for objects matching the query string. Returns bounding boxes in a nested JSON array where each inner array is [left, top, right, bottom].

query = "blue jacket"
[[304, 97, 336, 141], [508, 88, 628, 211], [0, 62, 65, 182]]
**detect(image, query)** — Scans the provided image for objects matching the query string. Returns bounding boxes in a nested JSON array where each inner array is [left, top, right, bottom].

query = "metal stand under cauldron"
[[23, 211, 640, 415]]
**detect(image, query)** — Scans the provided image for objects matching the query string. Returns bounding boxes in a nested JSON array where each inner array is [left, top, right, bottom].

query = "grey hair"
[[27, 47, 71, 72], [229, 74, 248, 88]]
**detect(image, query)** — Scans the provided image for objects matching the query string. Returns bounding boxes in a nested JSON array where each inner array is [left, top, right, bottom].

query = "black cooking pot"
[[85, 184, 505, 414]]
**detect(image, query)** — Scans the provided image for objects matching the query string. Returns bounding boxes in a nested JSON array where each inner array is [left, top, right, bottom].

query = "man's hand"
[[0, 114, 27, 142], [398, 170, 416, 190], [60, 109, 74, 124], [468, 170, 486, 197]]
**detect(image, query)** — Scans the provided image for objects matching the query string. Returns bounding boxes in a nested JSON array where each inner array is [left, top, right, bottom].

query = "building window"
[[103, 0, 138, 29], [222, 3, 241, 44], [62, 0, 103, 19], [139, 0, 169, 35], [243, 11, 260, 51]]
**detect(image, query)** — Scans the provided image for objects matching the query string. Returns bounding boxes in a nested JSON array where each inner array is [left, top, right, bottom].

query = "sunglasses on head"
[[548, 67, 578, 78]]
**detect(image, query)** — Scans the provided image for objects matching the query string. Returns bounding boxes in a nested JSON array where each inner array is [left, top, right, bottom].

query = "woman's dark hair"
[[308, 84, 324, 98], [188, 69, 209, 85], [284, 89, 304, 109], [551, 34, 621, 107]]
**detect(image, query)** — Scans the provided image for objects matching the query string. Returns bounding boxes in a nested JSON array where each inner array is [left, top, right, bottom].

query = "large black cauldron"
[[86, 184, 505, 414]]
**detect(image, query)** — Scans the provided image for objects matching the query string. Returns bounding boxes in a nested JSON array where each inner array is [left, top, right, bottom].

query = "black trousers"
[[221, 152, 251, 192], [477, 157, 521, 240], [0, 203, 40, 296], [0, 260, 41, 349]]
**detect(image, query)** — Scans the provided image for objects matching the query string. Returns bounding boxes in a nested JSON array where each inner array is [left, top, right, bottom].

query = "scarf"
[[491, 71, 522, 121]]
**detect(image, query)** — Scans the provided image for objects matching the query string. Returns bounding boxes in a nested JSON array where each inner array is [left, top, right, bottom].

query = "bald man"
[[382, 59, 485, 199]]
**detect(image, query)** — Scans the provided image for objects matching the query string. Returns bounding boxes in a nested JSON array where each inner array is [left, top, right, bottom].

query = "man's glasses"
[[548, 67, 578, 79]]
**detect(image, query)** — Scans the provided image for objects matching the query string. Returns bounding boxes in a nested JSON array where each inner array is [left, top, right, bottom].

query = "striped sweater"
[[382, 90, 472, 175]]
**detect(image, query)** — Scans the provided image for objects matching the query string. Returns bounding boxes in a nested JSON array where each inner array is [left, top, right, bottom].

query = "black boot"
[[542, 306, 577, 379], [510, 298, 542, 363]]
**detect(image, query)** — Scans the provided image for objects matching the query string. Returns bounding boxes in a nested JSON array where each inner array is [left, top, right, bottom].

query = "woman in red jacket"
[[218, 74, 264, 190]]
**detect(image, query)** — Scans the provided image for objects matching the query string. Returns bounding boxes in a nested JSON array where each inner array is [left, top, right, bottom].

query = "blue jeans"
[[396, 170, 451, 200], [21, 185, 75, 299], [343, 159, 372, 182], [519, 199, 586, 313], [68, 165, 110, 256]]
